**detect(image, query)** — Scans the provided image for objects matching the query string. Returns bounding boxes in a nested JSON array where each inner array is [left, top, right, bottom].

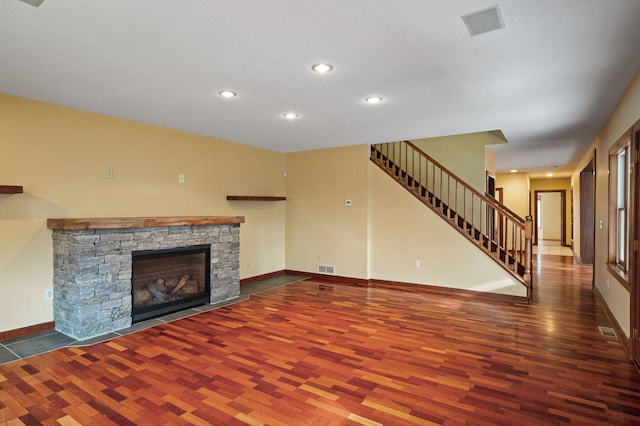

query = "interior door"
[[580, 161, 596, 264]]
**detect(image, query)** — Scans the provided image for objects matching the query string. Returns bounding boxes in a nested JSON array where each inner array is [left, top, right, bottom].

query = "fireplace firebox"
[[131, 244, 211, 323]]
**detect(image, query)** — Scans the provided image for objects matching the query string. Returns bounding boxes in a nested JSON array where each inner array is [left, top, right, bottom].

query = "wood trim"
[[579, 152, 596, 266], [404, 141, 526, 223], [368, 278, 528, 304], [0, 185, 23, 194], [0, 321, 54, 342], [227, 196, 286, 201], [46, 216, 245, 230], [632, 118, 640, 368], [284, 270, 369, 286], [594, 285, 630, 358], [607, 262, 631, 292], [534, 189, 567, 246], [240, 270, 287, 285], [285, 270, 528, 304]]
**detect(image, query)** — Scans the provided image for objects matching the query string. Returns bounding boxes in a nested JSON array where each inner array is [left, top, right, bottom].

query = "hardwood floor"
[[1, 255, 639, 425]]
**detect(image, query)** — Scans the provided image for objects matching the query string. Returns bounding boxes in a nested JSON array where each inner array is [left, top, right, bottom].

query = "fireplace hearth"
[[47, 216, 244, 340], [132, 244, 211, 323]]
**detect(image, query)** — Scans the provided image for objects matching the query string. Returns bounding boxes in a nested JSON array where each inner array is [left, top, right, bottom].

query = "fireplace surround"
[[47, 216, 244, 340], [131, 244, 211, 323]]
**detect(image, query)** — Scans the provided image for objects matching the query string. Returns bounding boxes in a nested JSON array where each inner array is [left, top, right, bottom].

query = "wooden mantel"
[[47, 216, 245, 230], [0, 185, 23, 194], [227, 196, 286, 201]]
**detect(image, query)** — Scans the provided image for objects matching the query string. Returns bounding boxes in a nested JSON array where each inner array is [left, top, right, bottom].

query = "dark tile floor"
[[0, 274, 308, 366]]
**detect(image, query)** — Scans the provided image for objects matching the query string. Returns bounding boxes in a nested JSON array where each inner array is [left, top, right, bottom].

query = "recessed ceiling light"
[[283, 112, 298, 119], [365, 96, 383, 104], [510, 169, 518, 173], [546, 173, 554, 177], [218, 91, 237, 98], [312, 64, 333, 73]]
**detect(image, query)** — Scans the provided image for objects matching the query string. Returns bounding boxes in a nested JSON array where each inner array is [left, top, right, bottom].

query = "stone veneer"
[[50, 221, 241, 340]]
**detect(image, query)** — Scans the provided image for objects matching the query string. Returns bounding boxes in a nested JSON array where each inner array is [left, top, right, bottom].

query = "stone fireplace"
[[47, 216, 244, 340]]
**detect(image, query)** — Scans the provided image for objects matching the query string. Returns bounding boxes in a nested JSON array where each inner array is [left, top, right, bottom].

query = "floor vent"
[[598, 326, 616, 337], [318, 264, 335, 275]]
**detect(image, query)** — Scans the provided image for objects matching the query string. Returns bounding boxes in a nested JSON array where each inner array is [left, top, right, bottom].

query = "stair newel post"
[[524, 215, 534, 302]]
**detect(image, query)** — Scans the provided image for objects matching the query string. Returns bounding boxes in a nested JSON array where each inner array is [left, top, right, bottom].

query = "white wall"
[[540, 192, 562, 240]]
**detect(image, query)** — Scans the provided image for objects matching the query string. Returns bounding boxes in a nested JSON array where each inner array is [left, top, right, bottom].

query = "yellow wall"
[[0, 94, 286, 333], [485, 146, 496, 177], [529, 177, 572, 246], [0, 93, 541, 334], [284, 145, 370, 278], [575, 71, 640, 338], [495, 172, 530, 219], [412, 131, 504, 194], [369, 164, 525, 296]]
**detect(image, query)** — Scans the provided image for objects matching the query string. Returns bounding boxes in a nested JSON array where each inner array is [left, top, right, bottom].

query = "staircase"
[[370, 141, 533, 302]]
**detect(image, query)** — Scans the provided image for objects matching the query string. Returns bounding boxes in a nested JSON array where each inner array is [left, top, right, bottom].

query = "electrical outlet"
[[44, 289, 53, 300], [106, 168, 113, 179], [414, 259, 421, 268], [179, 174, 185, 184]]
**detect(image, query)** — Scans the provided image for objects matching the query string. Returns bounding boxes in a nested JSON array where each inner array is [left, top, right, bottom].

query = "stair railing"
[[371, 141, 533, 301]]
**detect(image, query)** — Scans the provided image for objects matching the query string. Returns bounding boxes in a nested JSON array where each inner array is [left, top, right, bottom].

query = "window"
[[608, 128, 632, 285]]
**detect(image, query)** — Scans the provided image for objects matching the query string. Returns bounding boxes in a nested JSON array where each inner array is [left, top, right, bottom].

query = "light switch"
[[345, 199, 353, 207]]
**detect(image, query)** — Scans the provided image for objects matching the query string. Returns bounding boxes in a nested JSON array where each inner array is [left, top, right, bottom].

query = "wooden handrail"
[[486, 193, 527, 224], [405, 141, 525, 226], [371, 141, 533, 302]]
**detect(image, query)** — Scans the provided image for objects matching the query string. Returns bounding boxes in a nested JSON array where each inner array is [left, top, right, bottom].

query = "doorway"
[[534, 190, 566, 246], [579, 154, 596, 265]]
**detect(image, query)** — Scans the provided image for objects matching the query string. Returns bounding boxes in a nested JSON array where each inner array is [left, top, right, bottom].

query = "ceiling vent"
[[462, 5, 504, 36], [18, 0, 44, 6]]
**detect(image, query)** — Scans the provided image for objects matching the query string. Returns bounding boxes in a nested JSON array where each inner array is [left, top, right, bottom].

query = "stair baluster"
[[370, 142, 533, 303]]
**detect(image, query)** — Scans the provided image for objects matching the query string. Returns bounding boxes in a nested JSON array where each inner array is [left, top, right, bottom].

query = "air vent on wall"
[[318, 264, 335, 275], [462, 5, 504, 36]]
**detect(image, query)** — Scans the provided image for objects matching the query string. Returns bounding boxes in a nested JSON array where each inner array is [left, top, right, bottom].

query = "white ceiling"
[[2, 1, 640, 177]]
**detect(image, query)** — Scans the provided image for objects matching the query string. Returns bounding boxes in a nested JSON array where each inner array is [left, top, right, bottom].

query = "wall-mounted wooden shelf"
[[0, 185, 23, 194], [226, 196, 286, 201]]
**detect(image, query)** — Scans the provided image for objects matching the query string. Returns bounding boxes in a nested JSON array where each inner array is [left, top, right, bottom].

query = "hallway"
[[533, 240, 574, 257], [0, 255, 638, 424]]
